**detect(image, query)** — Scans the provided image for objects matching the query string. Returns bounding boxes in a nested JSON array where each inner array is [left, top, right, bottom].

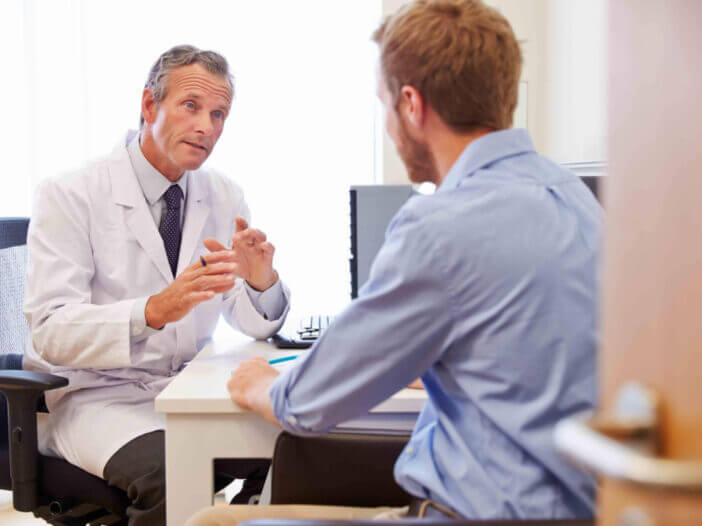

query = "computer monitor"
[[349, 185, 415, 298]]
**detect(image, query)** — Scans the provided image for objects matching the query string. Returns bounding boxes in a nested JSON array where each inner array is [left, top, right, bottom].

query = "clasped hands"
[[145, 216, 277, 329]]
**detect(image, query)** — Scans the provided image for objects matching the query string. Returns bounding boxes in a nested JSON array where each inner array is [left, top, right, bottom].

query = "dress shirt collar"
[[437, 128, 536, 193], [127, 133, 188, 205]]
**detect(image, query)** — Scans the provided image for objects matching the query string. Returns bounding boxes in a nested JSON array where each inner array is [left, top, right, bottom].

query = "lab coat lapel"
[[108, 142, 174, 283], [177, 172, 210, 276]]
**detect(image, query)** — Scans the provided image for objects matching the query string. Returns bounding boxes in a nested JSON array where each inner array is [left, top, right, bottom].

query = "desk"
[[155, 337, 426, 525]]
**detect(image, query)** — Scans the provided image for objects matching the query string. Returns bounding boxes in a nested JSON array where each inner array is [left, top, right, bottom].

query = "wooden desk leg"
[[165, 414, 216, 526]]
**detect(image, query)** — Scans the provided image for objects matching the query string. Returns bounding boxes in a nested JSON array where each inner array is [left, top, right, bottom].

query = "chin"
[[179, 156, 208, 172]]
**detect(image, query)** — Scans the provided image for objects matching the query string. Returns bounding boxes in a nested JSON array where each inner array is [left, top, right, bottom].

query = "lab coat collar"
[[108, 131, 211, 281]]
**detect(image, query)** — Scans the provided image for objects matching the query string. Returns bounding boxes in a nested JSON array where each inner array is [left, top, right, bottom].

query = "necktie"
[[159, 184, 183, 278]]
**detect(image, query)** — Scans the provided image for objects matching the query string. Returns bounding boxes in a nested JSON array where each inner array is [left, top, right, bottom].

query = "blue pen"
[[269, 355, 298, 365]]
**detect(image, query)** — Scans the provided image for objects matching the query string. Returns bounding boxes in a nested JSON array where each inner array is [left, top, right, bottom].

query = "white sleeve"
[[23, 177, 134, 368]]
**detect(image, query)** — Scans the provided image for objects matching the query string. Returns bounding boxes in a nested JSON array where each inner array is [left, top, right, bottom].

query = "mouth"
[[183, 141, 208, 153]]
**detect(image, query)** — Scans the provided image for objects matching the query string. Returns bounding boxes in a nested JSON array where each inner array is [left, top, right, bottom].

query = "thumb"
[[203, 237, 227, 252], [235, 216, 249, 233]]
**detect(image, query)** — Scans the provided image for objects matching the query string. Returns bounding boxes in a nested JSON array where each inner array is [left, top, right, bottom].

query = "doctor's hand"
[[203, 216, 278, 292], [228, 357, 280, 426], [144, 259, 237, 329]]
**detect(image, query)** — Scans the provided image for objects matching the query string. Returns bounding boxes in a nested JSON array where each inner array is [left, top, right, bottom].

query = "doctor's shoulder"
[[32, 155, 112, 212]]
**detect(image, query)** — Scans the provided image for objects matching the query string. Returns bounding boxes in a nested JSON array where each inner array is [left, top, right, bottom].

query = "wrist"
[[251, 374, 279, 425], [145, 295, 166, 329], [248, 269, 279, 292]]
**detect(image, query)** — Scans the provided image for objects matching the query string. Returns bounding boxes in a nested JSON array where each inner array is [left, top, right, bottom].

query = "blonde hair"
[[373, 0, 522, 131]]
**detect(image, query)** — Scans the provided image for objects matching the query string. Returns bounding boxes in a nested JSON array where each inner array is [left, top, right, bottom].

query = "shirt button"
[[287, 415, 298, 426], [405, 446, 414, 455], [132, 325, 141, 336]]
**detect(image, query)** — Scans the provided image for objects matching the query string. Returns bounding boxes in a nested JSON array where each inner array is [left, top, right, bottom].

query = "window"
[[1, 0, 382, 318]]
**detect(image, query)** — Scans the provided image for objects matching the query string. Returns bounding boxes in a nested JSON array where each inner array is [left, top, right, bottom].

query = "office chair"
[[244, 520, 593, 526], [0, 217, 130, 525], [269, 433, 593, 524], [579, 176, 600, 202]]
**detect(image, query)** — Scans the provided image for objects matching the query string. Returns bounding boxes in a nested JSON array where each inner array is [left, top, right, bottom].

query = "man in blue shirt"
[[189, 0, 600, 523]]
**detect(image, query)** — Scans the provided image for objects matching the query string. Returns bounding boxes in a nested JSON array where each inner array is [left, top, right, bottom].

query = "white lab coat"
[[23, 131, 290, 478]]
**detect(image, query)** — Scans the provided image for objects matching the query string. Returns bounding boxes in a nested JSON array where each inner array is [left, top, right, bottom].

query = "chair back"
[[579, 176, 600, 202], [0, 218, 30, 358]]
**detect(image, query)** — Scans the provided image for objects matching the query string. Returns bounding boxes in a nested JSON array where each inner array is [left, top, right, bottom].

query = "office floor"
[[0, 491, 44, 524], [0, 483, 240, 525]]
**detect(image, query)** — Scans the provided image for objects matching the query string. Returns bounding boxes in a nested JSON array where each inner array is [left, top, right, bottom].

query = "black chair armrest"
[[271, 432, 412, 506], [0, 370, 68, 392], [243, 520, 594, 526], [0, 370, 68, 511]]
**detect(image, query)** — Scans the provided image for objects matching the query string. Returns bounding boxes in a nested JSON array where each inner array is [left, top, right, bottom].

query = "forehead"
[[166, 63, 232, 106]]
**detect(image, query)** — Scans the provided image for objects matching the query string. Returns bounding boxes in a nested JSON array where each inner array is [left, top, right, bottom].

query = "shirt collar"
[[437, 129, 536, 193], [127, 133, 188, 205]]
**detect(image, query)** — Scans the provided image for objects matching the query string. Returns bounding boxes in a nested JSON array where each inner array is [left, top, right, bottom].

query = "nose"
[[194, 110, 214, 137]]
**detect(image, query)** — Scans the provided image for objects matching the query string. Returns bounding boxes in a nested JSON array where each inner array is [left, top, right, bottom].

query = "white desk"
[[154, 337, 426, 525]]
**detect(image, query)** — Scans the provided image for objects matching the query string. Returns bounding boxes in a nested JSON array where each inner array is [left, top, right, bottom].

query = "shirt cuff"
[[129, 297, 161, 344], [243, 279, 286, 320], [269, 369, 306, 433]]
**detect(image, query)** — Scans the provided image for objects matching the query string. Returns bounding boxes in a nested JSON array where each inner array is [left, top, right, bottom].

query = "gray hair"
[[140, 45, 234, 128]]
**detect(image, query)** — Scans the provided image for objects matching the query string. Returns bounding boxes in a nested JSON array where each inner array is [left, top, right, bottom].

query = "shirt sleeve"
[[269, 209, 458, 435], [243, 280, 286, 321]]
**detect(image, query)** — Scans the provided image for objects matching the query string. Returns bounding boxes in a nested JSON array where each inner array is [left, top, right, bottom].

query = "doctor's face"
[[142, 63, 232, 179]]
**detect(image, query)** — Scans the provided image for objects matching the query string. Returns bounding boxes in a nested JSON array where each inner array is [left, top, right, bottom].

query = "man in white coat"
[[23, 45, 290, 525]]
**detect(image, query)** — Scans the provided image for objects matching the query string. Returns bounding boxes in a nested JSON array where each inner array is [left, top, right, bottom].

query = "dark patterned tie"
[[159, 184, 183, 278]]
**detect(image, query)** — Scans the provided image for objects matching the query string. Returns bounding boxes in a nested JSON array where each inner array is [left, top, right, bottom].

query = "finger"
[[192, 274, 236, 291], [251, 356, 268, 363], [188, 290, 215, 304], [183, 261, 235, 279], [199, 250, 236, 265], [240, 229, 266, 245], [195, 262, 237, 276], [204, 238, 228, 253], [235, 216, 249, 234], [207, 280, 238, 294], [260, 242, 275, 257]]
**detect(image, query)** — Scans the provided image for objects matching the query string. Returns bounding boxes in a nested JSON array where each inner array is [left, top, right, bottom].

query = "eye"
[[184, 101, 196, 110], [213, 110, 224, 120]]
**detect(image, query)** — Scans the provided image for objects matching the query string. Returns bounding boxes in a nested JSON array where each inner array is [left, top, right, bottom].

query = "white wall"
[[379, 0, 608, 184]]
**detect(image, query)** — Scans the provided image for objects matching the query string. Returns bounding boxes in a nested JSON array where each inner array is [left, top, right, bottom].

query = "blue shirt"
[[270, 129, 600, 519]]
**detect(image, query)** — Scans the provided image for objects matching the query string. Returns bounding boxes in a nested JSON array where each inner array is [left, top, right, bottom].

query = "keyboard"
[[269, 315, 335, 349]]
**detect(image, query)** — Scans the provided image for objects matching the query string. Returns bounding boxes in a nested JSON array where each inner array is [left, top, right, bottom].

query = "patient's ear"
[[141, 88, 157, 125], [399, 85, 426, 129]]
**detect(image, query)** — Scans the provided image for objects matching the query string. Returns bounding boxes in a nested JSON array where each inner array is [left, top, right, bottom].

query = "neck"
[[139, 129, 184, 182], [430, 127, 494, 186]]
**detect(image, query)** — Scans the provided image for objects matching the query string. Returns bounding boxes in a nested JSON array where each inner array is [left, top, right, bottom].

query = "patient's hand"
[[228, 357, 280, 426], [408, 378, 424, 390]]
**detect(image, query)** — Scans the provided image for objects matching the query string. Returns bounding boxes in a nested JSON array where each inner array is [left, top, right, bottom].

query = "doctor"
[[23, 45, 290, 525]]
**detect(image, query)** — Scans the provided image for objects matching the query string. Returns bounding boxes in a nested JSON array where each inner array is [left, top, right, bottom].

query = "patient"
[[189, 0, 601, 523]]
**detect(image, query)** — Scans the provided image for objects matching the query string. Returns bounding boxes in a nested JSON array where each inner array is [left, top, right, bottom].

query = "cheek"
[[385, 114, 401, 145]]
